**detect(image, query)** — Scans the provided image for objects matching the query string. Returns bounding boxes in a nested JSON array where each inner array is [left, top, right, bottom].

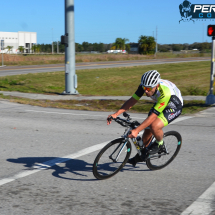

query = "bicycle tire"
[[146, 131, 182, 170], [93, 138, 131, 180]]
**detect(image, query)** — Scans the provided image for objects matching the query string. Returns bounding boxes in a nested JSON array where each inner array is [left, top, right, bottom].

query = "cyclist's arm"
[[112, 97, 138, 118], [107, 85, 144, 125], [107, 97, 138, 125]]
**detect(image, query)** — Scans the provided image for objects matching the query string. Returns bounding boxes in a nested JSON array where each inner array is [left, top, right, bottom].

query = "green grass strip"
[[0, 61, 212, 96]]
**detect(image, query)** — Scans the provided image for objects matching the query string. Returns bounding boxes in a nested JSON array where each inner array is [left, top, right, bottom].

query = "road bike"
[[93, 112, 182, 180]]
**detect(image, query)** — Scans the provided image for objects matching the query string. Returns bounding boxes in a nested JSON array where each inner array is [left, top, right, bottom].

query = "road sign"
[[207, 25, 215, 36]]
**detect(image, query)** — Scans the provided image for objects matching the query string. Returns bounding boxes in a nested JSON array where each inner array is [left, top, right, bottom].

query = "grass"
[[2, 52, 211, 66], [0, 61, 212, 96], [0, 94, 209, 115], [3, 54, 64, 66]]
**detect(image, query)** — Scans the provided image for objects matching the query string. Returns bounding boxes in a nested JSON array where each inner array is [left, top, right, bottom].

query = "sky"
[[1, 0, 215, 45]]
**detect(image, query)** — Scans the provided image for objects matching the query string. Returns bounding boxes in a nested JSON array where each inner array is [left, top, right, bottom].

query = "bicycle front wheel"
[[93, 138, 131, 180], [146, 131, 182, 170]]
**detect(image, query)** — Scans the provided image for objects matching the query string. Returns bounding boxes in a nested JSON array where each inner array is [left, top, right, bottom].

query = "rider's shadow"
[[123, 163, 151, 172], [7, 157, 96, 181], [7, 157, 150, 181]]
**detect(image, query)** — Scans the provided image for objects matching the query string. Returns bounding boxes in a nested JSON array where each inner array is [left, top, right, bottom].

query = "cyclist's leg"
[[142, 129, 153, 147], [150, 104, 183, 139], [150, 117, 165, 141], [142, 106, 155, 147]]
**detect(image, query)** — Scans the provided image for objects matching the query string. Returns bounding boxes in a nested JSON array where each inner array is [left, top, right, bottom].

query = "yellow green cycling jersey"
[[132, 79, 183, 116]]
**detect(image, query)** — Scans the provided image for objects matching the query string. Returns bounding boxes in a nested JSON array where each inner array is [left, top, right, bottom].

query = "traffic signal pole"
[[62, 0, 78, 94], [209, 36, 215, 95], [206, 26, 215, 105]]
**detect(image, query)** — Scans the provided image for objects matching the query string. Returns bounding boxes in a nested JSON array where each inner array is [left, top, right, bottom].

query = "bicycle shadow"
[[7, 157, 151, 181], [7, 157, 96, 181]]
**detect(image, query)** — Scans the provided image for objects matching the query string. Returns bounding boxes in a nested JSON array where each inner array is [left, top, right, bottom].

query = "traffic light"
[[207, 25, 215, 36]]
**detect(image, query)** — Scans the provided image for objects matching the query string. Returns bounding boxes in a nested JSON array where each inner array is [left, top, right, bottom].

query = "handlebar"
[[108, 114, 140, 128]]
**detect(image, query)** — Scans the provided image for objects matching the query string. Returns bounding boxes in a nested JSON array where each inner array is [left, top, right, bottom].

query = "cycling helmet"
[[141, 70, 160, 88]]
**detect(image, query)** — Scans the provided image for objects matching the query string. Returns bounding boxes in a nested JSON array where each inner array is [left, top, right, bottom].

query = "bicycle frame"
[[109, 114, 169, 162]]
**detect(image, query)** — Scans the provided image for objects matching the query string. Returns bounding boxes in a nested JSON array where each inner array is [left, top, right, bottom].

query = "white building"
[[0, 31, 37, 53]]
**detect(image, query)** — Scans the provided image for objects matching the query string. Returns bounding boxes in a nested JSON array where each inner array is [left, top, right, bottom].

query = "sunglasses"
[[143, 86, 153, 91]]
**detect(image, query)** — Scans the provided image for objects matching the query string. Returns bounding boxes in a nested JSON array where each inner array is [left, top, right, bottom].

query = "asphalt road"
[[0, 57, 210, 76], [0, 100, 215, 214]]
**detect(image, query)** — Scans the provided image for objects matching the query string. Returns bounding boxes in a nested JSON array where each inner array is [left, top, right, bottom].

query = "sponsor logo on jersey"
[[158, 102, 165, 109], [168, 110, 181, 121], [159, 88, 165, 99]]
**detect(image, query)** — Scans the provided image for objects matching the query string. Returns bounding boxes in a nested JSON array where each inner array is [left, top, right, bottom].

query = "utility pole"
[[61, 0, 78, 94], [156, 26, 158, 53], [154, 26, 158, 57], [52, 28, 54, 54], [57, 41, 59, 54]]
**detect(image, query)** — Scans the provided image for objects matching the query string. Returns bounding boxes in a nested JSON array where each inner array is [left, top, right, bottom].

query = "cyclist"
[[107, 70, 183, 167]]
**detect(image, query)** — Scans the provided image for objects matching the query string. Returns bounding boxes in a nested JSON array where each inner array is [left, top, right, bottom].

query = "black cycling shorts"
[[148, 106, 182, 127]]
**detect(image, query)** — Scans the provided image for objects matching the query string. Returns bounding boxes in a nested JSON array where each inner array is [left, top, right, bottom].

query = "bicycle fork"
[[109, 140, 128, 163]]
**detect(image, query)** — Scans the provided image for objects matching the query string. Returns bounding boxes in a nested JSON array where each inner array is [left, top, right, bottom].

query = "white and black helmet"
[[141, 70, 160, 88]]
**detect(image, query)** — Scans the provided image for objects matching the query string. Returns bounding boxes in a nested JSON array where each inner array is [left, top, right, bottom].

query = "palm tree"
[[18, 46, 25, 53], [6, 46, 13, 54], [138, 36, 148, 54], [112, 38, 129, 50]]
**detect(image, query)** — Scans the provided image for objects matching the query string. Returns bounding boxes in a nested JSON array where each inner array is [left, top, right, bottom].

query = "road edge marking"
[[181, 181, 215, 215]]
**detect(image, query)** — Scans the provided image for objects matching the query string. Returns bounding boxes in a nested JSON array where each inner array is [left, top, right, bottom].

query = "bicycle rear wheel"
[[93, 138, 131, 180], [146, 131, 182, 170]]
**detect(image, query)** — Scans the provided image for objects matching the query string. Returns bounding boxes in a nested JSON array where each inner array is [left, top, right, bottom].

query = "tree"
[[18, 46, 25, 53], [36, 45, 41, 53], [6, 46, 13, 54], [125, 44, 130, 52], [158, 44, 171, 52], [82, 42, 90, 51], [138, 35, 156, 54], [111, 38, 130, 50], [172, 44, 183, 51], [31, 44, 37, 53]]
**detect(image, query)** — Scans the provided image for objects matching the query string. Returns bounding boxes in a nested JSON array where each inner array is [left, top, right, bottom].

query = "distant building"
[[129, 43, 139, 54], [0, 31, 37, 53]]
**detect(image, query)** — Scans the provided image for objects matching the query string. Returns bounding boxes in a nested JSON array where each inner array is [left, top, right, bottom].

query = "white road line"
[[0, 112, 193, 187], [181, 181, 215, 215], [25, 109, 193, 122], [0, 141, 109, 186], [25, 109, 147, 119], [25, 109, 108, 117]]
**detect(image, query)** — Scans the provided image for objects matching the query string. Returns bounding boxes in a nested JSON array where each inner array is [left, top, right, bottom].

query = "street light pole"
[[62, 0, 78, 94]]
